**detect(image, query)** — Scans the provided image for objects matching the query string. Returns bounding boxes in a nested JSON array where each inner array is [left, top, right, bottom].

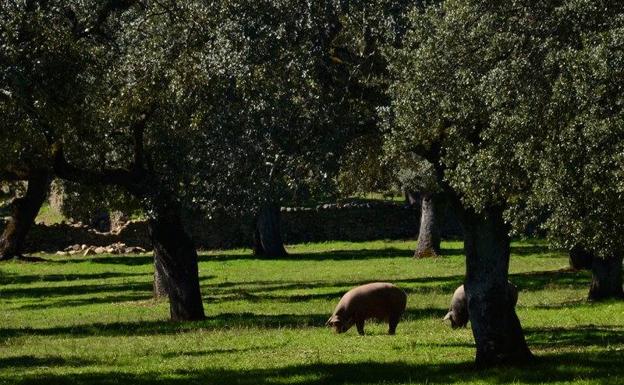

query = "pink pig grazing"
[[326, 282, 407, 335]]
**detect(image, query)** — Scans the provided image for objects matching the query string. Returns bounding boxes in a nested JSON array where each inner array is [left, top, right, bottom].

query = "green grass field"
[[1, 239, 623, 385]]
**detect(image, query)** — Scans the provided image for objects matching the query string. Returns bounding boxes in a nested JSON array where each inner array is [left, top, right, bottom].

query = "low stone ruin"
[[56, 242, 147, 256]]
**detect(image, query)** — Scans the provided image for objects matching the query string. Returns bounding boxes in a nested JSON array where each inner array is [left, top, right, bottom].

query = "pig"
[[443, 281, 518, 328], [326, 282, 407, 335]]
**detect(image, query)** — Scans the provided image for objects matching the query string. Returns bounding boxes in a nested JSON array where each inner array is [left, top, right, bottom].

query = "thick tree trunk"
[[569, 245, 593, 270], [253, 204, 287, 257], [0, 171, 51, 260], [462, 207, 533, 367], [153, 257, 168, 298], [415, 192, 441, 258], [148, 198, 204, 321], [588, 255, 624, 301]]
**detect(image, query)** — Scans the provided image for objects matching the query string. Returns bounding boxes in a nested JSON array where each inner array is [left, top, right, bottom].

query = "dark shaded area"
[[0, 355, 94, 368], [0, 307, 446, 341], [1, 265, 590, 313], [436, 324, 624, 350], [526, 325, 624, 348], [509, 269, 591, 292], [204, 247, 417, 262], [46, 243, 554, 264], [160, 345, 276, 358], [60, 255, 155, 266], [13, 294, 154, 311], [509, 245, 556, 256], [0, 272, 149, 285], [0, 314, 327, 341], [0, 281, 153, 300], [5, 350, 624, 385]]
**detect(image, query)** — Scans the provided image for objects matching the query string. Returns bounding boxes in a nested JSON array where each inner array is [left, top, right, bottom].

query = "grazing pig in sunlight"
[[326, 282, 407, 335], [444, 281, 518, 328]]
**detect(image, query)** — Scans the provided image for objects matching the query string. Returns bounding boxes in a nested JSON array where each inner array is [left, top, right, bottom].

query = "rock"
[[83, 248, 96, 256], [105, 247, 116, 254], [94, 247, 107, 254], [126, 246, 147, 254], [69, 250, 81, 255], [56, 251, 68, 256], [81, 244, 88, 250]]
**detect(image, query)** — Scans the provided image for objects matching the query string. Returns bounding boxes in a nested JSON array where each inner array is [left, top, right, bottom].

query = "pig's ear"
[[443, 312, 452, 321]]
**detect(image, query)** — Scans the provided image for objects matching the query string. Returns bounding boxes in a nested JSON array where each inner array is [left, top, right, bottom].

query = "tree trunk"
[[0, 171, 51, 260], [153, 256, 168, 298], [569, 245, 593, 270], [462, 207, 533, 367], [148, 197, 204, 321], [415, 192, 441, 258], [405, 190, 419, 206], [588, 255, 624, 301], [253, 204, 287, 257]]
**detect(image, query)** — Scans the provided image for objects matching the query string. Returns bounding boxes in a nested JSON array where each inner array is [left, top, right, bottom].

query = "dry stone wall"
[[2, 202, 462, 253]]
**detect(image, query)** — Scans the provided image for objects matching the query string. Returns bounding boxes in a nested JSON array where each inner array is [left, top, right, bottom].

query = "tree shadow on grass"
[[0, 281, 153, 300], [0, 272, 149, 286], [509, 269, 590, 292], [0, 307, 444, 342], [6, 351, 624, 385], [201, 247, 416, 261], [435, 324, 624, 350], [43, 243, 558, 266], [0, 355, 95, 368], [526, 324, 624, 348], [0, 313, 328, 341], [159, 345, 271, 358], [13, 294, 155, 311], [52, 248, 417, 265], [510, 244, 558, 256], [438, 248, 464, 256], [59, 255, 155, 266]]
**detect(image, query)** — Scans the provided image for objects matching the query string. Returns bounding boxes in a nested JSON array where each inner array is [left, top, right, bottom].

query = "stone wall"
[[3, 202, 463, 252]]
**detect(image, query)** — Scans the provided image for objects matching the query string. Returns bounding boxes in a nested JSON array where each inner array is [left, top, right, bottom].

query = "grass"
[[34, 203, 65, 225], [0, 239, 623, 385]]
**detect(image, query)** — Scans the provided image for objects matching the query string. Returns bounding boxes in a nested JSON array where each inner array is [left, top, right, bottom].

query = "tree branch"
[[0, 170, 24, 182], [52, 144, 134, 188]]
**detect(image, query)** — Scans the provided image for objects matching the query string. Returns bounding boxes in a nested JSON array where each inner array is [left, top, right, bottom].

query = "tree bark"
[[0, 171, 51, 260], [569, 245, 593, 270], [462, 207, 533, 367], [253, 204, 288, 257], [153, 256, 168, 298], [148, 196, 205, 321], [588, 255, 624, 301], [415, 192, 441, 258]]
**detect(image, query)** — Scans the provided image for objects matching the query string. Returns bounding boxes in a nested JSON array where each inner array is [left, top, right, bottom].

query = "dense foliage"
[[387, 0, 624, 257]]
